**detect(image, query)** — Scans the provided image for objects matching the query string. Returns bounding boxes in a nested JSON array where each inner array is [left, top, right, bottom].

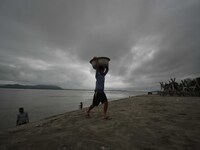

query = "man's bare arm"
[[105, 66, 109, 74]]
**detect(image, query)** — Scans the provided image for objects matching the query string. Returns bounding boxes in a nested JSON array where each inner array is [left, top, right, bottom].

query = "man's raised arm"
[[102, 66, 109, 76]]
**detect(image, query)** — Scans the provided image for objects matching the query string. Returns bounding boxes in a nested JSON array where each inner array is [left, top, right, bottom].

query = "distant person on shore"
[[79, 102, 83, 109], [86, 57, 110, 119], [16, 107, 29, 126]]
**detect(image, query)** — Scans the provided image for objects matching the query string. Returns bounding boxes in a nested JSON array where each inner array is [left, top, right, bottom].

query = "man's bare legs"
[[86, 104, 95, 118], [103, 101, 109, 119], [86, 101, 109, 119]]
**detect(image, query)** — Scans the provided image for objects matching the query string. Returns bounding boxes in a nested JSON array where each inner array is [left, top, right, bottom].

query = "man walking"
[[86, 57, 110, 119]]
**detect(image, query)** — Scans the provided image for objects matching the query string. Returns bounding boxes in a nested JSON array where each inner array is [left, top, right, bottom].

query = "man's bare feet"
[[103, 116, 111, 120], [85, 113, 91, 118]]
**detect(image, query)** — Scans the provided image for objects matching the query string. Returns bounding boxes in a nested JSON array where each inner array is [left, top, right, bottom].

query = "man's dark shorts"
[[93, 91, 108, 106]]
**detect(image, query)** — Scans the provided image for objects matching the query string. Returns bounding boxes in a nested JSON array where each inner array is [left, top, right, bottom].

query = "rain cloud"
[[0, 0, 200, 90]]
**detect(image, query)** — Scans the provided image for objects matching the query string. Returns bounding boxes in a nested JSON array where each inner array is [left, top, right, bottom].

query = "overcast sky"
[[0, 0, 200, 90]]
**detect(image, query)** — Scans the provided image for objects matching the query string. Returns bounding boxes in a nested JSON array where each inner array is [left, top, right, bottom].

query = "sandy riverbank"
[[0, 95, 200, 150]]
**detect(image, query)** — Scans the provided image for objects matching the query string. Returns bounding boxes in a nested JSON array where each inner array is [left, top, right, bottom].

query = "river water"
[[0, 88, 146, 131]]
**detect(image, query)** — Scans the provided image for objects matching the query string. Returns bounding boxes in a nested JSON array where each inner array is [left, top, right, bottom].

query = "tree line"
[[159, 77, 200, 96]]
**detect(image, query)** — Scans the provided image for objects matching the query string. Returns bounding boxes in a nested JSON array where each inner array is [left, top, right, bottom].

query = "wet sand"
[[0, 95, 200, 150]]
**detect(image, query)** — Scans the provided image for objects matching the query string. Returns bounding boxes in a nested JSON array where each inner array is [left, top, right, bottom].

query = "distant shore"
[[0, 95, 200, 150], [0, 84, 63, 90]]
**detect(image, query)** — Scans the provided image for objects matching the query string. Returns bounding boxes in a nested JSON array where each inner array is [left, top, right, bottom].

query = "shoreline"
[[0, 89, 146, 131], [0, 95, 200, 149]]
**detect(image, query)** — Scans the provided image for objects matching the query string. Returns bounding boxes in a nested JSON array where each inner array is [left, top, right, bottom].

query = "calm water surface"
[[0, 89, 146, 131]]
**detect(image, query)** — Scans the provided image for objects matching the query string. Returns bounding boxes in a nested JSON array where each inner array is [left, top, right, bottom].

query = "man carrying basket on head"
[[86, 57, 110, 119]]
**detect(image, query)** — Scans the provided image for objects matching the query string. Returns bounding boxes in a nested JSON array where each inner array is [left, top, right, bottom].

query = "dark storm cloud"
[[0, 0, 200, 90]]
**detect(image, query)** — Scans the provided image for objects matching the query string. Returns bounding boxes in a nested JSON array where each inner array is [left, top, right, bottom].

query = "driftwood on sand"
[[159, 77, 200, 96]]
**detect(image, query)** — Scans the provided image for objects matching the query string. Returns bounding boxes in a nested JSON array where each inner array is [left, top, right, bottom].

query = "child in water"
[[16, 107, 29, 126]]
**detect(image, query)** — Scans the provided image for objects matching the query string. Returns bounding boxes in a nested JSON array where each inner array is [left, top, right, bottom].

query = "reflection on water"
[[0, 89, 146, 130]]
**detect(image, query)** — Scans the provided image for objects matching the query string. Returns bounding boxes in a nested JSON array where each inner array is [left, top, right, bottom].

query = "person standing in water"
[[86, 57, 110, 119], [16, 107, 29, 126]]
